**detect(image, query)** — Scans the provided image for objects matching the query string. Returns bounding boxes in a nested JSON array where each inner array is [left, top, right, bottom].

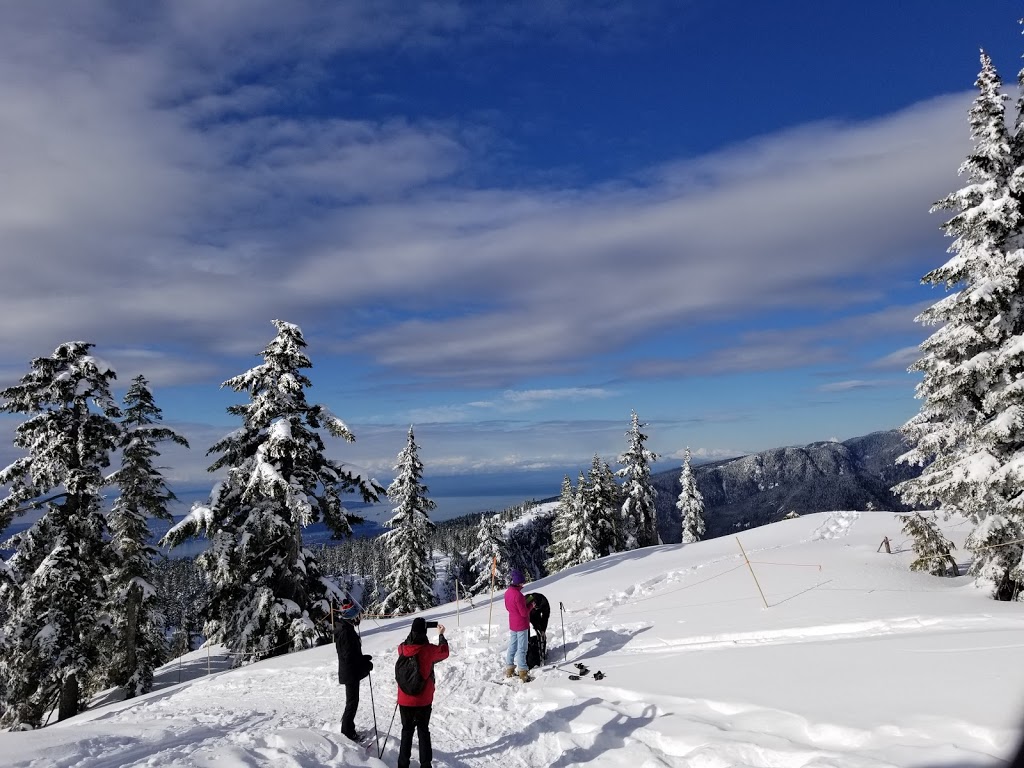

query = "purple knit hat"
[[510, 568, 525, 586]]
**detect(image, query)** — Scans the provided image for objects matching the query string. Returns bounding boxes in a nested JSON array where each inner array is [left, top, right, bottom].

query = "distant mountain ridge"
[[651, 429, 919, 542]]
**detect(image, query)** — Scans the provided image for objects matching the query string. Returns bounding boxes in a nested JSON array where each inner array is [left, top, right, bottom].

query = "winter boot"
[[505, 665, 515, 678], [518, 668, 532, 683]]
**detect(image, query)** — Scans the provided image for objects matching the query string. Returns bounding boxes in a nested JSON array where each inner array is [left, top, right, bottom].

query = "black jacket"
[[334, 620, 372, 684], [527, 592, 550, 631]]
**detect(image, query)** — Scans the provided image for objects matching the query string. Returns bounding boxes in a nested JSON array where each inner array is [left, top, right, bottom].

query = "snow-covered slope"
[[4, 511, 1024, 767]]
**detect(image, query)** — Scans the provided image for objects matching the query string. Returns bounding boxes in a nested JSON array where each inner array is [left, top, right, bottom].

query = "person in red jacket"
[[396, 617, 449, 768], [504, 568, 531, 682]]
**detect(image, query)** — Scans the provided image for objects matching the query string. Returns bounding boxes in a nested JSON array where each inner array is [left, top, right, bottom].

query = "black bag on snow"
[[396, 654, 427, 695], [526, 634, 541, 669]]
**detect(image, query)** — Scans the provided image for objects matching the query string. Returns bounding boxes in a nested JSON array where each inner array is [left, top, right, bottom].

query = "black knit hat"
[[411, 617, 426, 634]]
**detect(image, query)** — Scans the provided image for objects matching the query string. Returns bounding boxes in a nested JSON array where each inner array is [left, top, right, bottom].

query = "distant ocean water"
[[144, 492, 550, 558]]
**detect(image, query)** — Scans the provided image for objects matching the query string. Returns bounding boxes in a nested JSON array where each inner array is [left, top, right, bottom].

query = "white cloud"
[[498, 387, 614, 404], [817, 380, 885, 393], [665, 446, 743, 462], [405, 387, 615, 423], [870, 345, 922, 371]]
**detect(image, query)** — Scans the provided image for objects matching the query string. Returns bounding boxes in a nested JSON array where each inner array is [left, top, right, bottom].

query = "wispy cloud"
[[406, 387, 615, 423], [665, 446, 744, 462], [495, 387, 614, 404], [817, 380, 888, 393], [627, 303, 932, 379], [869, 345, 922, 371]]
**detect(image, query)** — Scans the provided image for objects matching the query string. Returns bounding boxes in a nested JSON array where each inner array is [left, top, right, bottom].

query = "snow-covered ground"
[[5, 510, 1024, 767]]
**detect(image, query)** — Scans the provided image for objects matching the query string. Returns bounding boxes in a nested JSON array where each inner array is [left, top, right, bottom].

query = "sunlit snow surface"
[[4, 509, 1024, 767]]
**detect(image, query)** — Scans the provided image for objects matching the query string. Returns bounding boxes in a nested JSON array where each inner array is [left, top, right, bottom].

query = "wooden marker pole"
[[736, 536, 769, 609], [489, 557, 501, 638]]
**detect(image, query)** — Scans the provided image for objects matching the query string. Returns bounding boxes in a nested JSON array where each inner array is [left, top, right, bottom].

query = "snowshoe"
[[593, 671, 605, 681]]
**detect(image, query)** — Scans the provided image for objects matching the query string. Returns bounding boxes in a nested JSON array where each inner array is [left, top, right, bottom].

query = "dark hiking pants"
[[397, 704, 432, 768], [341, 680, 360, 739]]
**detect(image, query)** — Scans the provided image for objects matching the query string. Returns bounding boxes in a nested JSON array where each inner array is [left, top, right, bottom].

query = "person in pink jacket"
[[504, 568, 531, 681]]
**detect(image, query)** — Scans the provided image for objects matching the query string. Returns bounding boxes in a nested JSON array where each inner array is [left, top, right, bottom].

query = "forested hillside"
[[652, 430, 919, 540]]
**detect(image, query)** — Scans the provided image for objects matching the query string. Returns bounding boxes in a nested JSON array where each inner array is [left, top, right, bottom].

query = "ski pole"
[[559, 601, 567, 663], [367, 665, 379, 748], [379, 701, 399, 758], [358, 620, 379, 749]]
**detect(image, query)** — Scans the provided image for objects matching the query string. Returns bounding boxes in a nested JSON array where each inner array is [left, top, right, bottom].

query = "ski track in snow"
[[809, 511, 862, 542]]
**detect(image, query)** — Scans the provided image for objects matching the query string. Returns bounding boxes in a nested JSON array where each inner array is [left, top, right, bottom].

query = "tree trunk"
[[122, 582, 142, 696], [58, 672, 79, 721], [944, 552, 960, 577]]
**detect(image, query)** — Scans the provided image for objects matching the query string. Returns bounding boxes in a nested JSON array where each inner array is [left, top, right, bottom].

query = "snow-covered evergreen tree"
[[677, 448, 706, 544], [551, 471, 601, 571], [544, 475, 576, 574], [965, 513, 1023, 599], [0, 342, 121, 726], [380, 426, 437, 614], [585, 455, 621, 558], [106, 376, 189, 698], [366, 546, 390, 611], [618, 411, 660, 549], [503, 502, 556, 580], [897, 512, 959, 577], [468, 514, 509, 595], [154, 558, 205, 655], [894, 51, 1024, 599], [163, 320, 383, 663]]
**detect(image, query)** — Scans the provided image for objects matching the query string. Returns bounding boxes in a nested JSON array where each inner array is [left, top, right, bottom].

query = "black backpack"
[[526, 634, 541, 669], [395, 653, 428, 695]]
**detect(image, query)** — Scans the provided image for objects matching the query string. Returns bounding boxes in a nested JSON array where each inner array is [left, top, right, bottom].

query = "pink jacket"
[[504, 585, 530, 631]]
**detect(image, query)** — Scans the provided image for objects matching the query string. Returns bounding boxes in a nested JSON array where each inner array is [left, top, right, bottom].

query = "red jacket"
[[505, 585, 530, 631], [396, 636, 449, 707]]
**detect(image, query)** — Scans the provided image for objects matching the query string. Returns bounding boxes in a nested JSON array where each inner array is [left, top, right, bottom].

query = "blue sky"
[[0, 1, 1022, 505]]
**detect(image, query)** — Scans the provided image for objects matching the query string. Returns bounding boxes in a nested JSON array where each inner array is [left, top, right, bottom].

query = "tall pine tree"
[[544, 475, 576, 574], [380, 426, 437, 614], [677, 447, 706, 544], [0, 342, 121, 726], [586, 455, 621, 558], [618, 411, 660, 549], [894, 51, 1024, 600], [553, 471, 600, 570], [163, 320, 383, 661], [106, 376, 189, 698]]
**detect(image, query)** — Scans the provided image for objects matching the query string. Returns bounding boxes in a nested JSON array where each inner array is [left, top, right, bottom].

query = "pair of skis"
[[544, 661, 607, 681]]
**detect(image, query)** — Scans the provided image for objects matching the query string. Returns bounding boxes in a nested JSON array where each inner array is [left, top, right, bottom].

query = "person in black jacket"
[[525, 592, 550, 662], [334, 599, 373, 742]]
